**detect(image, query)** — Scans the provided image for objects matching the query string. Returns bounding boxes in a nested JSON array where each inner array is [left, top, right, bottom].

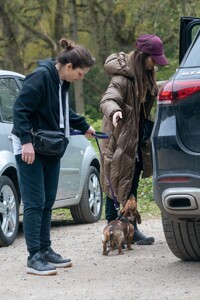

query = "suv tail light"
[[158, 79, 200, 104]]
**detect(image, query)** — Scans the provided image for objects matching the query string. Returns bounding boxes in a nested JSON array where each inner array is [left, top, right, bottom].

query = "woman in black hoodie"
[[12, 38, 95, 276]]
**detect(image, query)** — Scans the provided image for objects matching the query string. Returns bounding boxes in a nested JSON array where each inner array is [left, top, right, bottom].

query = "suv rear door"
[[179, 16, 200, 64]]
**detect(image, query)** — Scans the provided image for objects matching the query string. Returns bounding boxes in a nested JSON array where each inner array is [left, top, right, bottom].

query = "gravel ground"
[[1, 217, 200, 300]]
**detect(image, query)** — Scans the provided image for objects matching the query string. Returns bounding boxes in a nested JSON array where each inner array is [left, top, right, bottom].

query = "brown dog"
[[102, 195, 141, 255]]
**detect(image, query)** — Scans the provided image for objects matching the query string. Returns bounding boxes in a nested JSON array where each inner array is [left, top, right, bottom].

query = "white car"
[[0, 70, 103, 247]]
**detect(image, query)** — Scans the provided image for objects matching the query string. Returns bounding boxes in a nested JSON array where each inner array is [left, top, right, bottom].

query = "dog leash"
[[70, 129, 109, 139], [70, 129, 120, 212]]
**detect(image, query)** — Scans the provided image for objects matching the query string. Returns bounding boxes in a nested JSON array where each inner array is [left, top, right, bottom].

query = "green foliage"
[[137, 176, 160, 218], [85, 104, 101, 121], [83, 64, 109, 113], [1, 0, 200, 109], [84, 116, 102, 152], [138, 176, 154, 203], [156, 57, 179, 82]]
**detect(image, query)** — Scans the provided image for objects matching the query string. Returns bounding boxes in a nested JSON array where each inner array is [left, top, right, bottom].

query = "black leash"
[[70, 129, 120, 212]]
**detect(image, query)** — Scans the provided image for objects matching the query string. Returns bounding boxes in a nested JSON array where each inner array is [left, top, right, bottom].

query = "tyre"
[[70, 166, 103, 224], [0, 176, 19, 247], [162, 214, 200, 261]]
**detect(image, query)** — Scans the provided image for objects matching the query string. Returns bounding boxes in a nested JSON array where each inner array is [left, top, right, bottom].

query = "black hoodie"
[[12, 58, 90, 145]]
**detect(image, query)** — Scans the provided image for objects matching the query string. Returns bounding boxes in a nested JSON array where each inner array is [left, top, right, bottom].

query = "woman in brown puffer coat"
[[100, 34, 168, 245]]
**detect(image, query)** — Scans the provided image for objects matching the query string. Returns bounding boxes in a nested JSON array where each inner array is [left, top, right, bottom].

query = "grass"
[[137, 176, 161, 220]]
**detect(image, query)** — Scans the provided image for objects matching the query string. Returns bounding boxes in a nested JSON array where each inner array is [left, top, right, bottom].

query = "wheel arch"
[[0, 151, 21, 205], [90, 157, 100, 173], [76, 145, 100, 205], [2, 167, 21, 205]]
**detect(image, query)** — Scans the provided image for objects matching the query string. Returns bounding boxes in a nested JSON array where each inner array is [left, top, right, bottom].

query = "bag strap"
[[70, 130, 109, 139]]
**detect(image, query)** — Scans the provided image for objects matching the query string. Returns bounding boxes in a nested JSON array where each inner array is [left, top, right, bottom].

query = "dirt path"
[[1, 218, 200, 300]]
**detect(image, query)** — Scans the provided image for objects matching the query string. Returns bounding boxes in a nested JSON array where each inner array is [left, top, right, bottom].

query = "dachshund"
[[102, 195, 141, 255]]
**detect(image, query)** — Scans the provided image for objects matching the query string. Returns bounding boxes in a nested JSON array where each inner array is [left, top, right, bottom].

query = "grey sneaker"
[[43, 247, 72, 268], [132, 229, 155, 245], [27, 252, 57, 276]]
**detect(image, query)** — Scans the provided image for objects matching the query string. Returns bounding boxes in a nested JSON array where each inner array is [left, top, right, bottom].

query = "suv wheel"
[[70, 166, 103, 223], [162, 214, 200, 261], [0, 176, 19, 247]]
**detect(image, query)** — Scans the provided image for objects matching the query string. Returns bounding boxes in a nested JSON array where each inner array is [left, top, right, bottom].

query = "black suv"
[[152, 17, 200, 261]]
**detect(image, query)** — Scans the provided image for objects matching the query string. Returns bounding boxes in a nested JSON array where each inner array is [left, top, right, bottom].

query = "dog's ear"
[[129, 194, 137, 203], [135, 210, 142, 224]]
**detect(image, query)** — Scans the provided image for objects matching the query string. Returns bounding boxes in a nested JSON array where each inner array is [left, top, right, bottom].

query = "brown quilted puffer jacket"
[[99, 52, 155, 205]]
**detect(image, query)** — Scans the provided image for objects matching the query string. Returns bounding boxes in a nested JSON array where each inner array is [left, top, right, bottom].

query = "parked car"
[[0, 70, 103, 247], [152, 16, 200, 261]]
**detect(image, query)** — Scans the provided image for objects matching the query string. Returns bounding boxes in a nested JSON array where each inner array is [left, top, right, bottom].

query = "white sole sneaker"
[[26, 267, 57, 276]]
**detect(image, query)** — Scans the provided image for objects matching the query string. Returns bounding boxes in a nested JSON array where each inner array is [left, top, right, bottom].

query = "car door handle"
[[8, 135, 13, 141]]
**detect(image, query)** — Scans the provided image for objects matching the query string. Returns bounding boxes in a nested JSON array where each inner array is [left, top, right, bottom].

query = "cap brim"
[[152, 54, 168, 66]]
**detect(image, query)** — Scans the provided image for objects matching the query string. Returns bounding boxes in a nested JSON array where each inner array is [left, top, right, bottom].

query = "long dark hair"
[[57, 38, 95, 69], [129, 50, 158, 103]]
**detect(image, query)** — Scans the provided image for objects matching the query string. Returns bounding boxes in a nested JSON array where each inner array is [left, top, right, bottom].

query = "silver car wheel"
[[70, 166, 103, 223], [88, 172, 101, 217], [0, 185, 17, 238], [0, 176, 19, 247]]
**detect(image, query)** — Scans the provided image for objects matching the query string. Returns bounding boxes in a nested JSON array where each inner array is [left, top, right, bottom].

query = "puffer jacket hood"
[[100, 52, 154, 205], [104, 52, 134, 78]]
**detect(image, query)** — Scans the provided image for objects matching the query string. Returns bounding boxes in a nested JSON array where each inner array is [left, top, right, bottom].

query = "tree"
[[68, 0, 85, 114], [0, 1, 24, 72], [0, 0, 200, 116]]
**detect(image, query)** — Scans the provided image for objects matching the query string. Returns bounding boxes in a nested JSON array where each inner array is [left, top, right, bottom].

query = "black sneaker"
[[132, 229, 155, 245], [43, 247, 72, 268], [27, 252, 57, 276]]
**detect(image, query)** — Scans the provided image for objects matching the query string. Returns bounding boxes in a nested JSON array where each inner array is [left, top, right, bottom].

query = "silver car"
[[0, 70, 103, 247]]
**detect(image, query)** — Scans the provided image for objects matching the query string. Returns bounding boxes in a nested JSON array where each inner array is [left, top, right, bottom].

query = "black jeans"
[[16, 154, 60, 257], [105, 157, 143, 223]]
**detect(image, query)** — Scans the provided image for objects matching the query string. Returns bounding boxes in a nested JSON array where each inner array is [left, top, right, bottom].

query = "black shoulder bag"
[[32, 129, 69, 158], [32, 91, 69, 158]]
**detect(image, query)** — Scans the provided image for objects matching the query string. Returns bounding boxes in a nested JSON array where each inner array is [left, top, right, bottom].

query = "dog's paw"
[[127, 246, 133, 251]]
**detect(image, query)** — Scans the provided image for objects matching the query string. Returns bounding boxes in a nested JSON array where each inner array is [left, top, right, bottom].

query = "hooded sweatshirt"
[[12, 58, 90, 146]]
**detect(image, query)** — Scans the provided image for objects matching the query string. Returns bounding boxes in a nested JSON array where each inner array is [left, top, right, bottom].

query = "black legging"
[[105, 154, 143, 223]]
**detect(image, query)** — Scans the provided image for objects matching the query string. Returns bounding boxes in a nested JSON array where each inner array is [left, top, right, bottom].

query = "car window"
[[0, 77, 20, 123], [191, 25, 200, 39], [183, 29, 200, 67]]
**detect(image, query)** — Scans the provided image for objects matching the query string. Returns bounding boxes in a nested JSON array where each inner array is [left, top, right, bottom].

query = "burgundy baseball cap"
[[136, 34, 168, 65]]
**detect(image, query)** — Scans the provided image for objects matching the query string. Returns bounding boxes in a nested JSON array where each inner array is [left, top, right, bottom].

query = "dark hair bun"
[[59, 38, 75, 51]]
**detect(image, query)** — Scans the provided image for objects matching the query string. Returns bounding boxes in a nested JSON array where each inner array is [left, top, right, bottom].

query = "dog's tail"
[[109, 231, 115, 249], [102, 230, 114, 254]]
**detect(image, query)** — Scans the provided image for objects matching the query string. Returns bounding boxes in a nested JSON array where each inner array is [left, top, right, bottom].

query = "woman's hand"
[[22, 143, 35, 164], [85, 126, 95, 138], [112, 111, 122, 127]]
